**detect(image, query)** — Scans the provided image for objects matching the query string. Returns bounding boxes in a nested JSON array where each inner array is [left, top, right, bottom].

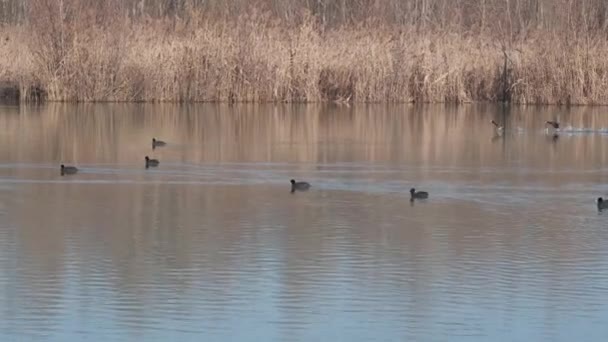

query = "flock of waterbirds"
[[61, 138, 163, 174], [493, 118, 608, 211], [58, 136, 432, 202], [61, 138, 165, 175], [492, 119, 559, 134], [56, 118, 608, 208]]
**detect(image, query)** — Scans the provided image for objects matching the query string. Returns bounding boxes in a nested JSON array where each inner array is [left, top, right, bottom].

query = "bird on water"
[[152, 138, 166, 149], [410, 188, 429, 200], [145, 156, 159, 168], [290, 179, 311, 193], [546, 121, 560, 130], [491, 120, 504, 133], [60, 164, 78, 176], [598, 197, 608, 211]]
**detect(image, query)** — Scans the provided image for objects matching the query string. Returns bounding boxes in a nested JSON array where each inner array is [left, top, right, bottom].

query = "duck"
[[60, 164, 78, 176], [491, 120, 504, 132], [152, 138, 166, 149], [410, 188, 429, 200], [290, 179, 311, 192], [598, 197, 608, 210], [145, 156, 159, 168], [546, 121, 560, 130]]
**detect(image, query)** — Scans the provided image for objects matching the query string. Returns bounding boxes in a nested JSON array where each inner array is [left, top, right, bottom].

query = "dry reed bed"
[[2, 17, 608, 104]]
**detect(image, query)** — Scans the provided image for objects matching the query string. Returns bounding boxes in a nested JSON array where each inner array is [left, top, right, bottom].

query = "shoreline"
[[4, 96, 608, 107]]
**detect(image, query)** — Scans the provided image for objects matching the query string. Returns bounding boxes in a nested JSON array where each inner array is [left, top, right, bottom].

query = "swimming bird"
[[60, 164, 78, 176], [290, 179, 311, 192], [491, 120, 504, 132], [598, 197, 608, 210], [546, 121, 560, 130], [152, 138, 166, 149], [145, 156, 159, 168], [410, 188, 429, 200]]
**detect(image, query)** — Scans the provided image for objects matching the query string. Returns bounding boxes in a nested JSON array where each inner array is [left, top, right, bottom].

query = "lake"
[[1, 103, 608, 341]]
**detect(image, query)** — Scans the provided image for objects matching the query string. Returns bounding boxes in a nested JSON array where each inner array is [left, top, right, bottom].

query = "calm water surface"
[[1, 104, 608, 341]]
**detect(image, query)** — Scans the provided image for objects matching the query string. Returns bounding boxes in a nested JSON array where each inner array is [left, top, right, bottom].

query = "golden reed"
[[1, 1, 608, 104]]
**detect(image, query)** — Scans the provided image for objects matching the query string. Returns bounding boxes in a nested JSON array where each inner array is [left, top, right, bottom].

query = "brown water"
[[1, 103, 608, 341]]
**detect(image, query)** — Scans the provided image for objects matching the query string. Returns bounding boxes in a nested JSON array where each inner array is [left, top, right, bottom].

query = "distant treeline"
[[1, 0, 608, 103]]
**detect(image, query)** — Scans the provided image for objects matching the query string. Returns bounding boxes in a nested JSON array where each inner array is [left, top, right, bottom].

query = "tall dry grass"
[[2, 5, 608, 104]]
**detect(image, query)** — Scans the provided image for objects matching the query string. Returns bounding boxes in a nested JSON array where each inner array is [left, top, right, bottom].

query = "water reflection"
[[0, 104, 608, 341], [2, 103, 608, 167]]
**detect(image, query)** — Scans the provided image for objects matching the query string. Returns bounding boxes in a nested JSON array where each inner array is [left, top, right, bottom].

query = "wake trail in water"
[[543, 126, 608, 134], [0, 162, 605, 211]]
